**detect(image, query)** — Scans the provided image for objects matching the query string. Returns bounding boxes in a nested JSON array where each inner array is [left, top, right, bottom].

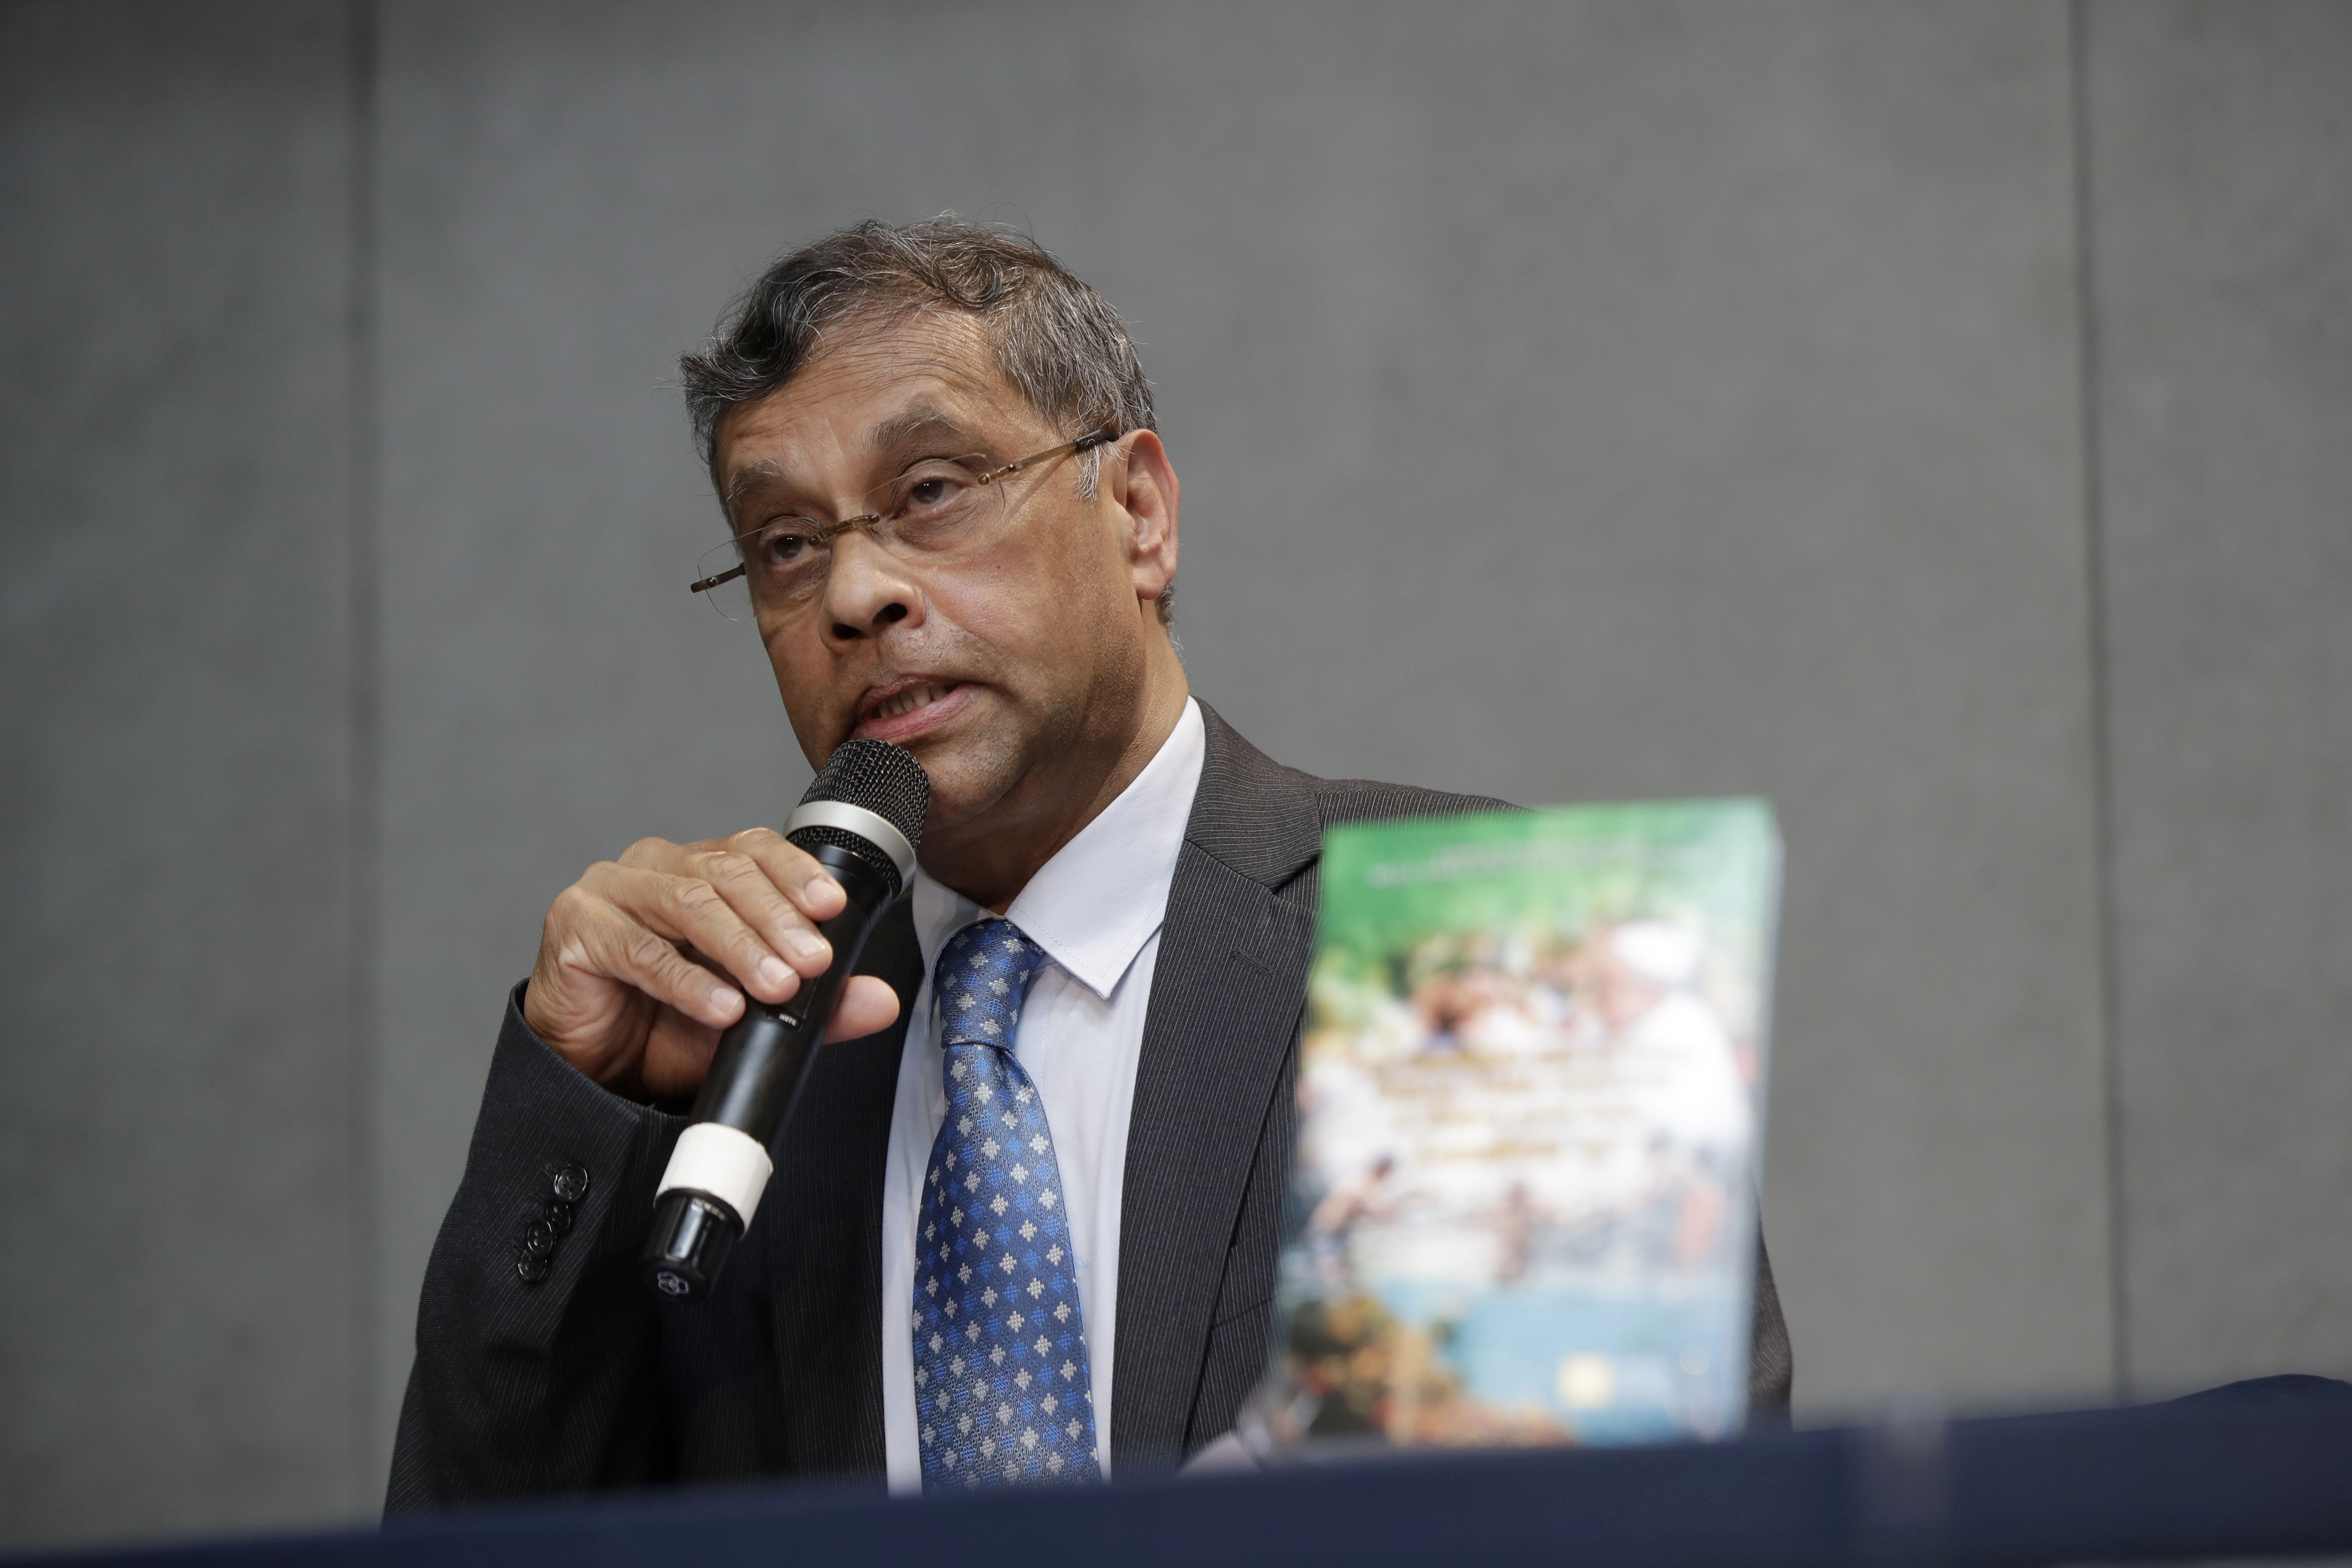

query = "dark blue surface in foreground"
[[26, 1391, 2352, 1568]]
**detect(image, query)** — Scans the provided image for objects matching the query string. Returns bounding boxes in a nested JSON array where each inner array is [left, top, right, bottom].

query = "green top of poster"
[[1318, 800, 1779, 956]]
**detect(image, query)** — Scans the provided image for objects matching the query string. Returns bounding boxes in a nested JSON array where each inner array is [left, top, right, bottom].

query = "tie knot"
[[933, 917, 1045, 1050]]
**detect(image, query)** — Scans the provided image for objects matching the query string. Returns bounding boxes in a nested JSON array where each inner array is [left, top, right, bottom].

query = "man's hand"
[[524, 828, 903, 1101]]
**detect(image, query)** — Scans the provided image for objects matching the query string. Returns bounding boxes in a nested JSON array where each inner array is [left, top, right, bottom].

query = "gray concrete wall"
[[2082, 0, 2352, 1395], [0, 0, 372, 1544], [2, 0, 2346, 1550]]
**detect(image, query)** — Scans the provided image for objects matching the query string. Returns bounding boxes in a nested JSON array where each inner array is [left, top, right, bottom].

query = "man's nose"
[[820, 531, 923, 643]]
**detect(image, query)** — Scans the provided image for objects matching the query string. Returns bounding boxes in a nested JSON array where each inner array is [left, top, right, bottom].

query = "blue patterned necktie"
[[913, 918, 1102, 1489]]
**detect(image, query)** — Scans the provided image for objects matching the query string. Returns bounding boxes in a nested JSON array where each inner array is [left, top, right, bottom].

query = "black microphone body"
[[643, 740, 928, 1301]]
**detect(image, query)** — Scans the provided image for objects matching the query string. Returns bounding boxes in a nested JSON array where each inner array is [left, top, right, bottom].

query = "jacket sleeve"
[[386, 985, 689, 1513]]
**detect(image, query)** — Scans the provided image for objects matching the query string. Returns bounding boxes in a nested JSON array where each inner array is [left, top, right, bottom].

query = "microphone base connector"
[[642, 1188, 742, 1302]]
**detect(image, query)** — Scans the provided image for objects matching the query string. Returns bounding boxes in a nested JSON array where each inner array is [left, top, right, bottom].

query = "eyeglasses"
[[690, 429, 1117, 623]]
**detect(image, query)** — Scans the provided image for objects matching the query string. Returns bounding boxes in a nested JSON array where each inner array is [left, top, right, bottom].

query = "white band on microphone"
[[656, 1123, 775, 1228], [784, 799, 916, 881]]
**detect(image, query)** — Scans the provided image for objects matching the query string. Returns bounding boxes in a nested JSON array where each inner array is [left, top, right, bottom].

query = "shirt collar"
[[910, 698, 1205, 1001]]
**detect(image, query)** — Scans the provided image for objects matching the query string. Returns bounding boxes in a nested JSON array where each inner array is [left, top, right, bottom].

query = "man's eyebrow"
[[717, 406, 986, 514], [869, 405, 983, 457], [721, 460, 793, 514]]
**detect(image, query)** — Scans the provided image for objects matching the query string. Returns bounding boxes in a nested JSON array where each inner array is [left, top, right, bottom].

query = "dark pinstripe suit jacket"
[[388, 704, 1792, 1510]]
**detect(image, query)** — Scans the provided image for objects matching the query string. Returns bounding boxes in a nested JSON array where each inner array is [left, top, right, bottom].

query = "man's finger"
[[604, 867, 803, 1007], [614, 835, 684, 872], [824, 974, 902, 1043], [579, 911, 746, 1031], [692, 843, 836, 980], [721, 827, 849, 923], [640, 1007, 724, 1102]]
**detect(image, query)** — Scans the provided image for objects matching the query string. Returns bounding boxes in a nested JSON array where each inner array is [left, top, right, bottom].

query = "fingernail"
[[785, 930, 829, 964], [757, 956, 792, 991], [804, 874, 841, 903], [710, 985, 738, 1015]]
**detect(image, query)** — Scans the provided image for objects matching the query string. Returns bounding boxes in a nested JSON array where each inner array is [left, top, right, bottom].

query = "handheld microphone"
[[643, 738, 929, 1301]]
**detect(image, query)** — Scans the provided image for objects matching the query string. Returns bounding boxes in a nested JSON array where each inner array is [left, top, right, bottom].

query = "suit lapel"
[[791, 707, 1323, 1476], [1111, 705, 1323, 1467]]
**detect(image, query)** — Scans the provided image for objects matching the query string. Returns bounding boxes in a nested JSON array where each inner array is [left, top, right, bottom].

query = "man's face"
[[710, 311, 1170, 852]]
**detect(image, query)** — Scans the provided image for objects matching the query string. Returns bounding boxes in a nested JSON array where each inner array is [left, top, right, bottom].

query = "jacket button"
[[551, 1163, 591, 1203], [521, 1219, 557, 1258], [544, 1199, 575, 1236], [516, 1253, 551, 1285]]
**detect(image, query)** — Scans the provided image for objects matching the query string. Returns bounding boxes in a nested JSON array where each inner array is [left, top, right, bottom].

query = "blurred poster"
[[1256, 802, 1781, 1450]]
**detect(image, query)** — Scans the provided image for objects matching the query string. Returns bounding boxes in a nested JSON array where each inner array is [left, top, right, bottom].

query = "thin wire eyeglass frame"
[[688, 427, 1118, 601]]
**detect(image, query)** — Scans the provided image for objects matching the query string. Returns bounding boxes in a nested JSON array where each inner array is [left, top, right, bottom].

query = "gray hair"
[[680, 217, 1170, 623]]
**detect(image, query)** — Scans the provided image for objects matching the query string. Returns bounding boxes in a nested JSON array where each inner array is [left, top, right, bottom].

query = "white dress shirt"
[[878, 698, 1206, 1492]]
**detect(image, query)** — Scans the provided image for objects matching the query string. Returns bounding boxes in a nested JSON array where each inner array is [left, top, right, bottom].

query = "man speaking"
[[388, 216, 1792, 1505]]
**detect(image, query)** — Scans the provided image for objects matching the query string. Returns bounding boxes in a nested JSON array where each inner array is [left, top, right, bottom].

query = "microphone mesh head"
[[799, 739, 930, 850]]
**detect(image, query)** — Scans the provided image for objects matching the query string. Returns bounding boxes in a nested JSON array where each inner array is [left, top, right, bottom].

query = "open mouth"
[[853, 679, 975, 744]]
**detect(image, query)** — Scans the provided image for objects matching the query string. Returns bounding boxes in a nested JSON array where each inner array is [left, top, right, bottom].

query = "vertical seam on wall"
[[2068, 0, 2132, 1403], [344, 0, 384, 1504]]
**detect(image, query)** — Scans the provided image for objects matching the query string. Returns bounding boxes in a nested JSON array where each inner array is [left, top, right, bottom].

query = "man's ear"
[[1113, 429, 1180, 606]]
